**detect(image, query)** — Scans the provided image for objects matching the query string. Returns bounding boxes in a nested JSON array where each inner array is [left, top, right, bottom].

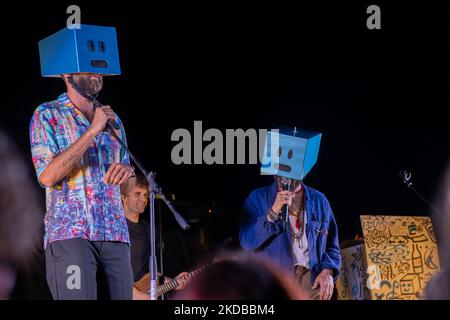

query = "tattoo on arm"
[[61, 153, 79, 169], [41, 128, 96, 186]]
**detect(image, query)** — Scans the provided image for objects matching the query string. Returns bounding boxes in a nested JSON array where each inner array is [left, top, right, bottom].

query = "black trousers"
[[45, 238, 133, 300]]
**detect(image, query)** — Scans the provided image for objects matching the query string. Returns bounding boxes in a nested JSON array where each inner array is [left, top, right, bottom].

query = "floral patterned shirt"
[[30, 93, 130, 248]]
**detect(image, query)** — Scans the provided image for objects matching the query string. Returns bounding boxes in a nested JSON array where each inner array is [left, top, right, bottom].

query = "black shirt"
[[126, 218, 151, 282]]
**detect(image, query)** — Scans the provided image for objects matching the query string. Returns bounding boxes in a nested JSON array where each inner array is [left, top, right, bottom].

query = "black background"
[[0, 1, 449, 298]]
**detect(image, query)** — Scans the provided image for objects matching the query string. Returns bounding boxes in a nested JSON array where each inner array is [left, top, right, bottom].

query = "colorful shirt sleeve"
[[117, 117, 130, 165], [29, 108, 59, 185]]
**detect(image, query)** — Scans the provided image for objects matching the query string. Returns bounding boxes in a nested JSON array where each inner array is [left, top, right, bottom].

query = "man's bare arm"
[[39, 128, 96, 187], [39, 106, 117, 187]]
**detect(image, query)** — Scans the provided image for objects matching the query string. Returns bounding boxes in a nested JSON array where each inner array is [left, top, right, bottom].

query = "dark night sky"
[[1, 1, 449, 260]]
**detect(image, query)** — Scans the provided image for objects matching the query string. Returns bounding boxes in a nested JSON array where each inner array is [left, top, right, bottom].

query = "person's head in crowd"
[[173, 250, 307, 300], [425, 161, 450, 299], [120, 175, 149, 218], [0, 130, 42, 299]]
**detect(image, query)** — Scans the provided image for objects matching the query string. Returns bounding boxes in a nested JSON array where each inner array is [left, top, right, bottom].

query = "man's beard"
[[276, 176, 301, 191], [289, 179, 301, 191], [73, 75, 103, 97]]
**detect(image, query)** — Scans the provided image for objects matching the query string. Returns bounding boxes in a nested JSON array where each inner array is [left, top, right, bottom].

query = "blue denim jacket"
[[239, 182, 341, 284]]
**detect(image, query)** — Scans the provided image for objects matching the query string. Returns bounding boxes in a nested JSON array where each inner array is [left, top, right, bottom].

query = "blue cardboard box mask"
[[261, 128, 321, 180], [39, 24, 121, 77]]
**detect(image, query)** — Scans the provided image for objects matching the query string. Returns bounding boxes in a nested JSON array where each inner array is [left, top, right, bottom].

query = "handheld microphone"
[[280, 177, 292, 223], [93, 100, 120, 131], [67, 75, 119, 131]]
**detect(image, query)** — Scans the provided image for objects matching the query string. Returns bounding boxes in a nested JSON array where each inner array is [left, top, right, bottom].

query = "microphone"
[[93, 100, 120, 131], [279, 177, 292, 223], [399, 169, 413, 188], [67, 75, 119, 131], [398, 169, 443, 218]]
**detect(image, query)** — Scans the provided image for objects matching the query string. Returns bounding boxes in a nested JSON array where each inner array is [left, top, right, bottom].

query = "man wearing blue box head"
[[240, 127, 341, 300], [30, 25, 135, 299]]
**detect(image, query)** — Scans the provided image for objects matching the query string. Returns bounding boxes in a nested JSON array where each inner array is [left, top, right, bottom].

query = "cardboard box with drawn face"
[[260, 129, 322, 180], [39, 24, 121, 77]]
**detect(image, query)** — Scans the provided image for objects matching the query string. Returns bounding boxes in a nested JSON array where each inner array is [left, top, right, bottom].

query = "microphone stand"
[[92, 98, 190, 300], [399, 170, 442, 218], [157, 202, 165, 300]]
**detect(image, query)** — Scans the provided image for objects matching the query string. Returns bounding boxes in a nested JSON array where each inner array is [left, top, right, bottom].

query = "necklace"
[[290, 210, 305, 239], [289, 209, 306, 252], [289, 193, 306, 240]]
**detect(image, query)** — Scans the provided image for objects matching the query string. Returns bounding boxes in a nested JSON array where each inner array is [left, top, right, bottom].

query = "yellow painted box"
[[337, 215, 440, 300]]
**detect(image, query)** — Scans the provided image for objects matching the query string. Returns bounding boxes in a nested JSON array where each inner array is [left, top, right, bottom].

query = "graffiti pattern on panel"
[[360, 215, 440, 300]]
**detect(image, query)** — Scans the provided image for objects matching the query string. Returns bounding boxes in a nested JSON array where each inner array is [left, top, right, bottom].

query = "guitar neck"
[[156, 265, 207, 297]]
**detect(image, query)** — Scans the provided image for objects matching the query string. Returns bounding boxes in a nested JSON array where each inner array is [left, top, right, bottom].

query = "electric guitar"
[[134, 264, 209, 298]]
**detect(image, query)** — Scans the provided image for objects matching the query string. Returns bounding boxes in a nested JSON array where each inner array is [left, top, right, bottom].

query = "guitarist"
[[120, 175, 188, 300]]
